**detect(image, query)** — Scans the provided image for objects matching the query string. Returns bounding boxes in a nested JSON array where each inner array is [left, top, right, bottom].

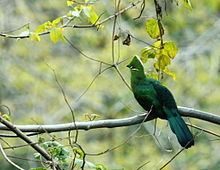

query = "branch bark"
[[0, 116, 61, 169], [0, 107, 219, 133]]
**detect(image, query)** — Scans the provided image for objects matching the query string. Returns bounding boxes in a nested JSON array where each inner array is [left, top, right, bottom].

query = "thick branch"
[[0, 116, 61, 169], [0, 107, 219, 133]]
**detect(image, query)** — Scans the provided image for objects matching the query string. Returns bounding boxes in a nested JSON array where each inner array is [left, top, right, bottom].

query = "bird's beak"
[[126, 64, 131, 68]]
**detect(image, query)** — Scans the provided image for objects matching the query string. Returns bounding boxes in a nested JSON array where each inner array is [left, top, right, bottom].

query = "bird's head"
[[127, 55, 144, 72]]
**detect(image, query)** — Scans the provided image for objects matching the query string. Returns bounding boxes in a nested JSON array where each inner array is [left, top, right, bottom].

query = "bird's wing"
[[151, 81, 178, 109]]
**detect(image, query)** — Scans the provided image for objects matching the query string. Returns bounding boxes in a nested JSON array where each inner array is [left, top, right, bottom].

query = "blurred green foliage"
[[0, 0, 220, 169]]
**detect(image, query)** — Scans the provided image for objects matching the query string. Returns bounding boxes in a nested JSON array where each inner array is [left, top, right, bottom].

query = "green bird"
[[127, 56, 194, 148]]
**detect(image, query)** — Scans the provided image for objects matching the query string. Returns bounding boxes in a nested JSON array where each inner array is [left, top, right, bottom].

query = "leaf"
[[30, 167, 47, 170], [50, 28, 64, 43], [84, 113, 101, 121], [155, 55, 171, 70], [145, 18, 161, 39], [35, 21, 52, 33], [163, 68, 176, 80], [73, 147, 84, 159], [152, 40, 162, 49], [141, 47, 156, 63], [83, 6, 99, 24], [30, 32, 41, 41], [122, 34, 131, 46], [181, 0, 192, 9], [33, 153, 41, 160], [70, 9, 81, 17], [2, 114, 11, 121], [96, 164, 107, 170], [163, 41, 178, 59], [52, 17, 63, 27], [147, 72, 159, 80], [67, 0, 74, 6]]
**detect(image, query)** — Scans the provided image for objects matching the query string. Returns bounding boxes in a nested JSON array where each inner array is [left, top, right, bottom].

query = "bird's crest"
[[127, 55, 144, 71]]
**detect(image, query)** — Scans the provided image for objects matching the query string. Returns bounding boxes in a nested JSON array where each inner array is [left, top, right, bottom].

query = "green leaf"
[[163, 41, 178, 59], [67, 0, 74, 6], [35, 21, 52, 33], [83, 6, 99, 24], [145, 18, 161, 39], [33, 153, 41, 159], [30, 32, 41, 41], [52, 17, 63, 27], [2, 114, 11, 121], [147, 72, 159, 80], [41, 141, 69, 161], [73, 147, 84, 159], [50, 28, 64, 43], [163, 68, 176, 80], [152, 40, 162, 49], [30, 167, 47, 170], [181, 0, 192, 9], [141, 47, 156, 63], [96, 164, 107, 170], [155, 55, 171, 70]]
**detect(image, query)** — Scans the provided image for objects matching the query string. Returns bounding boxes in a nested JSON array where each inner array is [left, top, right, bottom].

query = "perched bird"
[[127, 56, 194, 148]]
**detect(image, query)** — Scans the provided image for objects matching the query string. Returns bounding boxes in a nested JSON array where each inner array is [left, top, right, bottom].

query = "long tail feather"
[[165, 108, 194, 149]]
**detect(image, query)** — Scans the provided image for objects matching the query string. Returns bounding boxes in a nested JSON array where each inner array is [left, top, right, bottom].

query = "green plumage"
[[127, 56, 194, 149]]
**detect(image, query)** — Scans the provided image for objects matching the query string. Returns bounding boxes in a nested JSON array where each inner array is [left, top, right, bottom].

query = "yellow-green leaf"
[[50, 28, 64, 43], [147, 72, 159, 80], [181, 0, 192, 9], [2, 114, 11, 121], [96, 164, 107, 170], [83, 6, 99, 24], [35, 21, 52, 33], [84, 113, 101, 121], [73, 147, 84, 159], [156, 55, 171, 70], [163, 41, 178, 59], [141, 47, 156, 63], [52, 17, 63, 27], [145, 18, 161, 39], [67, 0, 74, 6], [30, 32, 41, 41], [163, 68, 176, 80], [153, 40, 162, 49]]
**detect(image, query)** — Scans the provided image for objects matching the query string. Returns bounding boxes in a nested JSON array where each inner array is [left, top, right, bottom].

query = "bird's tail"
[[165, 108, 194, 149]]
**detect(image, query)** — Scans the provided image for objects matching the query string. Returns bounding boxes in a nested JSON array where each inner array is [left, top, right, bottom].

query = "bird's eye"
[[132, 68, 138, 71]]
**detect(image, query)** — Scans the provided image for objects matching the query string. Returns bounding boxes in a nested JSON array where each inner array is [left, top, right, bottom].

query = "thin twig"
[[186, 123, 220, 138], [87, 111, 151, 156], [134, 0, 146, 20], [0, 142, 25, 170], [136, 161, 150, 170], [63, 36, 111, 65], [159, 148, 184, 170], [111, 0, 121, 63], [0, 0, 143, 39], [7, 155, 45, 163], [114, 65, 132, 90], [75, 65, 113, 102]]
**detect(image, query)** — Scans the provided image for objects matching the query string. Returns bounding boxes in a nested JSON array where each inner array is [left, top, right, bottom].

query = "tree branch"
[[0, 116, 61, 170], [0, 107, 219, 133], [0, 0, 143, 39]]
